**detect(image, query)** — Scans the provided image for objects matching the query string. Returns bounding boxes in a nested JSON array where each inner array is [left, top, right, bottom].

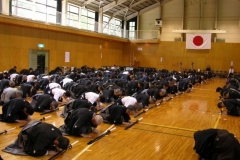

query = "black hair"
[[217, 102, 223, 108], [216, 87, 222, 92], [99, 95, 106, 103], [31, 88, 37, 97], [26, 105, 34, 115], [64, 91, 71, 97], [57, 136, 70, 150]]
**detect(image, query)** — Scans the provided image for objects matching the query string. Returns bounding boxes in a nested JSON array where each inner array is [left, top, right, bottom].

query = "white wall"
[[138, 0, 240, 43]]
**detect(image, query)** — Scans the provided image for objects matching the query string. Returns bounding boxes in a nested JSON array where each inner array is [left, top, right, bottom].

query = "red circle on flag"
[[193, 36, 203, 46]]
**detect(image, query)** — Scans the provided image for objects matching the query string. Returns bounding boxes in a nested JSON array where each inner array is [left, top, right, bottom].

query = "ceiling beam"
[[83, 0, 97, 6], [125, 2, 160, 20], [112, 0, 147, 16], [102, 0, 128, 12]]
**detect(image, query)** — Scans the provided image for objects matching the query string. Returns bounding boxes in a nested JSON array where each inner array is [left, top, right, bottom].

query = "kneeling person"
[[59, 108, 103, 138], [3, 120, 70, 157]]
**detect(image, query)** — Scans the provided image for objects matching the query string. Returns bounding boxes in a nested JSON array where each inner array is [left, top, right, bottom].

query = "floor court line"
[[139, 122, 198, 132], [133, 127, 193, 138], [71, 124, 115, 160]]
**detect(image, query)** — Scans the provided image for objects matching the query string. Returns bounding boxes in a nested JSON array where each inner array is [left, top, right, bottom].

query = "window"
[[67, 4, 80, 28], [129, 21, 135, 39], [11, 0, 57, 23], [103, 15, 122, 37], [12, 0, 33, 19], [35, 0, 57, 23], [80, 8, 95, 31]]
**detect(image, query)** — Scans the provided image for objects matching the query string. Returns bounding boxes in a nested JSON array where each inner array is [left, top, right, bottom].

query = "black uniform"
[[31, 94, 55, 112], [1, 98, 31, 123], [3, 121, 63, 156], [60, 108, 96, 136]]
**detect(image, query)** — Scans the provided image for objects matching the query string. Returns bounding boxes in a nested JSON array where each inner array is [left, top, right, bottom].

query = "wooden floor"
[[0, 78, 239, 160]]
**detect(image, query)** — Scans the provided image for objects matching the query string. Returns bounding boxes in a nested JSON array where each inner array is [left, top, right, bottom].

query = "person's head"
[[63, 91, 71, 99], [91, 115, 103, 126], [50, 100, 58, 110], [216, 87, 222, 92], [15, 90, 23, 98], [24, 104, 34, 115], [217, 101, 224, 109], [114, 88, 122, 96], [13, 66, 17, 70], [9, 81, 15, 87], [54, 136, 70, 150], [30, 88, 37, 97], [126, 105, 137, 115], [98, 95, 106, 103], [223, 91, 229, 99], [149, 96, 157, 104], [136, 103, 143, 111], [159, 89, 166, 97]]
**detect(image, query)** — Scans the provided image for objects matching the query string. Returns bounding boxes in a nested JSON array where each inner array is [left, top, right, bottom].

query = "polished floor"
[[0, 78, 239, 160]]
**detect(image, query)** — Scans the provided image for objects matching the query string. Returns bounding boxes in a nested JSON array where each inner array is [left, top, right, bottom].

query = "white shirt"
[[121, 96, 137, 107], [62, 78, 73, 87], [85, 92, 99, 104], [42, 75, 50, 79], [52, 88, 66, 101], [48, 82, 61, 89], [9, 73, 18, 81], [229, 68, 234, 74], [27, 75, 36, 82]]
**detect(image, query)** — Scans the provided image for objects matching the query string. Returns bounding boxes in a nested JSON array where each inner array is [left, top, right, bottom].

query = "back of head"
[[216, 87, 222, 92], [160, 89, 166, 95], [93, 115, 103, 125], [16, 90, 23, 98], [57, 136, 70, 150], [128, 105, 137, 112], [9, 81, 15, 87], [26, 105, 34, 115], [217, 102, 223, 108], [137, 103, 143, 111], [64, 91, 71, 97], [99, 95, 106, 103], [51, 101, 58, 110]]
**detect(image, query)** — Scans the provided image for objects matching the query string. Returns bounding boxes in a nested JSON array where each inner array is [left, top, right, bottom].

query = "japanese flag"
[[186, 33, 211, 49]]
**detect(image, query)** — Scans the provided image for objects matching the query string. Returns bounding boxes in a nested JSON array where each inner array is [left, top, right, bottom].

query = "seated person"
[[217, 99, 240, 116], [30, 93, 58, 112], [0, 90, 34, 123], [100, 105, 137, 126], [3, 120, 70, 157], [59, 108, 103, 138]]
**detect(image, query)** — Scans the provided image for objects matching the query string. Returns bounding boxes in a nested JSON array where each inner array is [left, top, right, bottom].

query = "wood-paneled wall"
[[133, 41, 240, 72], [0, 15, 240, 73], [0, 15, 128, 72]]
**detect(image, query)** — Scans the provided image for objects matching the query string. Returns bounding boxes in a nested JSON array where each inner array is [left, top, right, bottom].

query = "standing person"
[[228, 66, 234, 78], [3, 120, 70, 157]]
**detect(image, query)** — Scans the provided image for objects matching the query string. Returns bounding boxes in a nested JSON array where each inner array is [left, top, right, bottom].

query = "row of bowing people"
[[216, 73, 240, 116], [0, 67, 210, 158]]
